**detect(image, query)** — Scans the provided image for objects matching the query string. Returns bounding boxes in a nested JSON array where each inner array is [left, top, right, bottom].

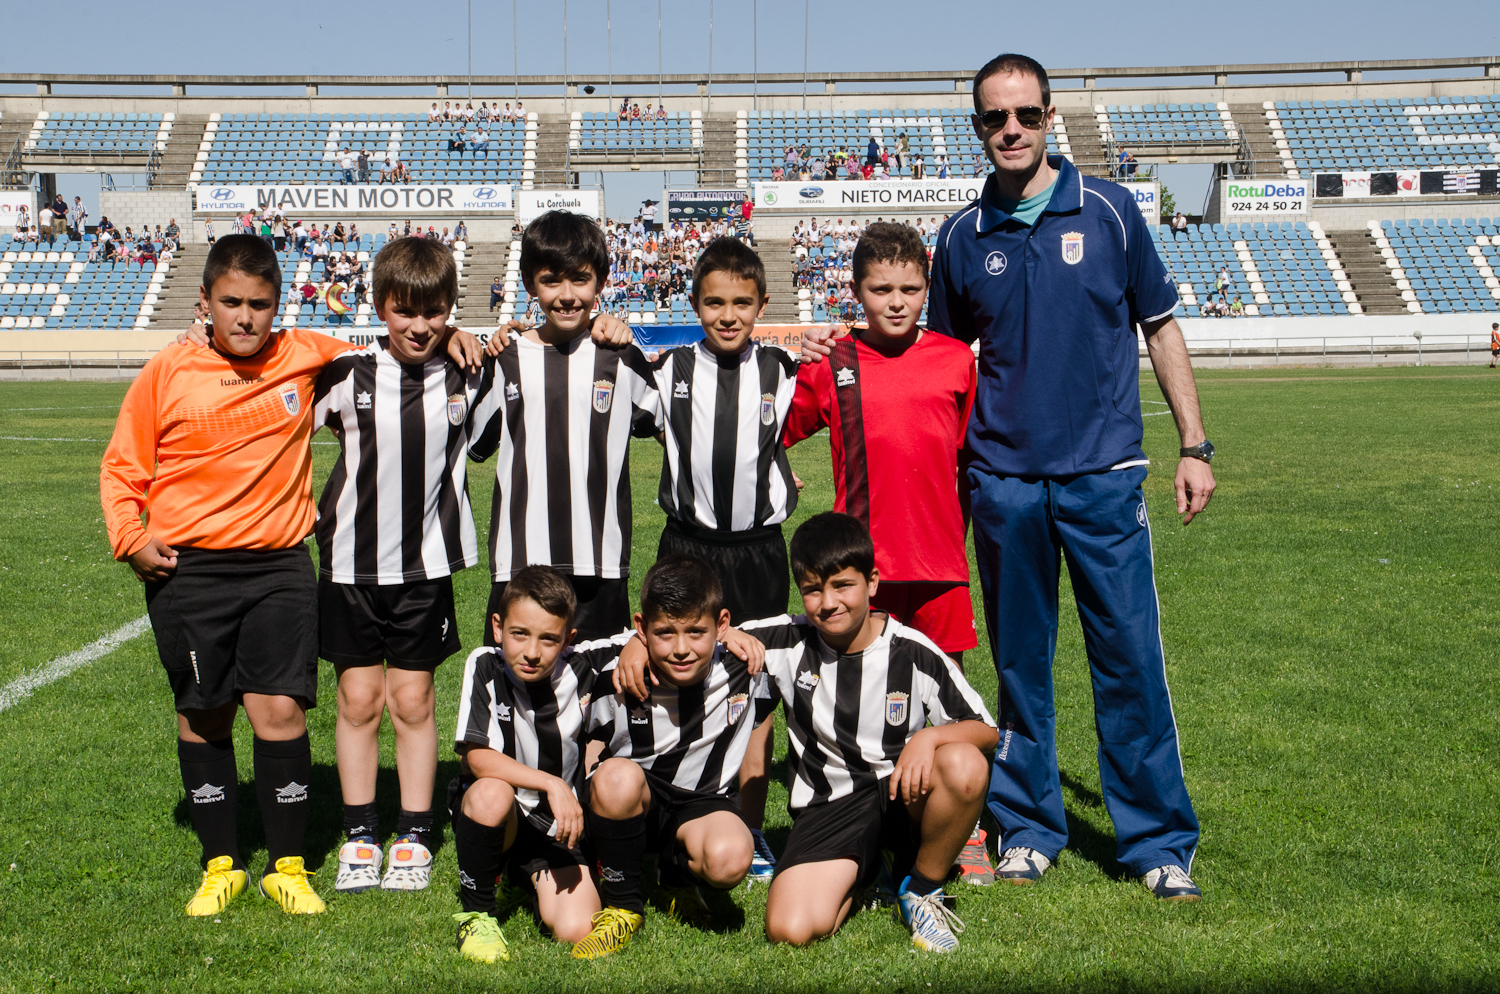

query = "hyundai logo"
[[209, 188, 236, 201], [471, 187, 497, 199], [798, 187, 823, 199]]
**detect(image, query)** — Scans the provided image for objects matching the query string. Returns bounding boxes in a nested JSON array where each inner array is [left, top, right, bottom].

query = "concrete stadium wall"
[[100, 190, 195, 241], [0, 329, 178, 354]]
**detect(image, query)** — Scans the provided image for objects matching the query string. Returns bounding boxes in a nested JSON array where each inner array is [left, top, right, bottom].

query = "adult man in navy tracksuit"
[[925, 54, 1216, 901]]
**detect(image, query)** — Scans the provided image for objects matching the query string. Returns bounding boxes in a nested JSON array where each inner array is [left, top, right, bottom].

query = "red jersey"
[[784, 332, 977, 584]]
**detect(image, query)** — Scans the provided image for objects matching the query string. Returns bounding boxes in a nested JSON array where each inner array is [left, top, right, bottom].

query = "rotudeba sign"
[[516, 189, 603, 224], [1119, 181, 1160, 225], [753, 178, 988, 211], [1221, 179, 1309, 217], [194, 184, 514, 213]]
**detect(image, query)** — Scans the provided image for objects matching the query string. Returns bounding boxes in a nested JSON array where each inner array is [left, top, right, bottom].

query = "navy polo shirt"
[[929, 156, 1179, 478]]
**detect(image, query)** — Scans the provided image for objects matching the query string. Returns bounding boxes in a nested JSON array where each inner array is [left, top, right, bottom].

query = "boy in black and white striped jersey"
[[468, 211, 662, 642], [746, 513, 997, 954], [313, 237, 487, 895], [574, 555, 776, 958]]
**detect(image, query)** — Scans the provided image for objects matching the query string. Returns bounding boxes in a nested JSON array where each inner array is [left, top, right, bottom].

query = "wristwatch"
[[1180, 440, 1214, 463]]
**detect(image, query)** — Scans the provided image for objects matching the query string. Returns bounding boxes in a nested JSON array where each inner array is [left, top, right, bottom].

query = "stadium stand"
[[1375, 217, 1500, 313], [1268, 97, 1500, 177], [0, 238, 163, 329], [1153, 220, 1355, 317], [1097, 103, 1240, 149], [191, 113, 536, 187], [570, 111, 702, 153], [26, 112, 172, 156]]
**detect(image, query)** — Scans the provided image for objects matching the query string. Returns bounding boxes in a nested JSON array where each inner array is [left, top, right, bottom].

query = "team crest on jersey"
[[593, 379, 615, 414], [578, 693, 591, 715], [447, 394, 467, 426], [834, 367, 856, 388], [1061, 232, 1085, 266], [727, 692, 749, 725], [278, 384, 301, 416], [760, 392, 776, 426], [886, 691, 910, 726]]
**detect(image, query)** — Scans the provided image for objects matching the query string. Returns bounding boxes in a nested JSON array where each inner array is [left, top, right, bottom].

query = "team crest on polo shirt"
[[447, 393, 467, 426], [760, 392, 776, 426], [886, 691, 910, 726], [278, 384, 300, 416], [727, 692, 749, 725], [1061, 232, 1085, 266], [578, 693, 591, 715], [984, 251, 1008, 276], [592, 379, 615, 414]]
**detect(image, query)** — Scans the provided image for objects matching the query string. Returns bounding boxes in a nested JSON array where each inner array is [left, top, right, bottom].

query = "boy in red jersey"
[[782, 221, 992, 883]]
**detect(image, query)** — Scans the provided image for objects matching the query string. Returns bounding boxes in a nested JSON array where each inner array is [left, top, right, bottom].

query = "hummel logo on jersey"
[[494, 702, 512, 721], [985, 250, 1008, 276], [275, 781, 308, 804], [796, 670, 820, 691], [505, 381, 520, 401], [630, 714, 650, 725], [834, 367, 856, 387], [458, 869, 477, 890], [673, 380, 690, 399], [190, 783, 225, 804], [355, 390, 372, 409]]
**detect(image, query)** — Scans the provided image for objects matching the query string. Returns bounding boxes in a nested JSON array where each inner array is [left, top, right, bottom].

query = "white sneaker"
[[381, 834, 433, 891], [334, 839, 383, 893], [1142, 864, 1201, 902], [994, 846, 1051, 884]]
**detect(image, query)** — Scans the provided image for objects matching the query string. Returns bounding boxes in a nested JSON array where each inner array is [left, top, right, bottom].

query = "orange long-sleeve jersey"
[[101, 329, 357, 560]]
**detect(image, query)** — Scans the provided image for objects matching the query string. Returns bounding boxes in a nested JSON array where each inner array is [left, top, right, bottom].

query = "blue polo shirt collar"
[[977, 155, 1083, 232]]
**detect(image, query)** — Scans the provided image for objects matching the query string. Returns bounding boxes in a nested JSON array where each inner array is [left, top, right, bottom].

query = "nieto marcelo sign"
[[1222, 179, 1308, 217], [194, 184, 513, 213], [753, 178, 987, 210]]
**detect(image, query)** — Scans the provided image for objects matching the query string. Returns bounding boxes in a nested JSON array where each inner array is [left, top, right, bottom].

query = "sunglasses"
[[976, 106, 1048, 130]]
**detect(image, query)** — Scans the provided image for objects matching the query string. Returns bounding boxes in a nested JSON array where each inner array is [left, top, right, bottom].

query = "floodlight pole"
[[513, 0, 519, 101], [563, 0, 568, 116], [658, 0, 664, 105], [607, 0, 613, 105], [707, 0, 713, 113], [802, 0, 809, 111], [467, 0, 472, 100], [752, 0, 758, 110]]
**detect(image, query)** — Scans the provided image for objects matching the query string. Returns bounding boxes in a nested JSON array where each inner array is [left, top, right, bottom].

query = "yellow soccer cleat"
[[570, 907, 643, 960], [185, 856, 248, 917], [259, 856, 326, 915], [453, 911, 510, 963]]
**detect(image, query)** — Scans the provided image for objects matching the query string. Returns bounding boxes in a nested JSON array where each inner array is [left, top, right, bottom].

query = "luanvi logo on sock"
[[458, 869, 477, 889], [600, 866, 625, 883], [275, 781, 308, 803], [190, 783, 225, 804]]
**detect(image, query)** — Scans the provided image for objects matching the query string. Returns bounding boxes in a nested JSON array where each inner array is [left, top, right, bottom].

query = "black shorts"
[[318, 575, 460, 669], [658, 518, 790, 624], [448, 777, 589, 878], [484, 575, 630, 646], [584, 770, 742, 856], [777, 779, 919, 890], [143, 546, 319, 712]]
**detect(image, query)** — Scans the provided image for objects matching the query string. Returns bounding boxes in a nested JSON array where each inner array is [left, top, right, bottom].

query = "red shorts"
[[870, 582, 977, 654]]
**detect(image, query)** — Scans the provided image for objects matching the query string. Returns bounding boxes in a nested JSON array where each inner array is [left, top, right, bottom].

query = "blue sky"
[[8, 0, 1495, 217]]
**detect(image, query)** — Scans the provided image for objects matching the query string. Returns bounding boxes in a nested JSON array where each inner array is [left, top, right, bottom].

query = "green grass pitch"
[[0, 367, 1497, 993]]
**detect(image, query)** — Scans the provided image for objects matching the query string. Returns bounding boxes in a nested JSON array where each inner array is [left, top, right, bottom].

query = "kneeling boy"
[[746, 513, 997, 952], [449, 565, 630, 963], [576, 555, 773, 959]]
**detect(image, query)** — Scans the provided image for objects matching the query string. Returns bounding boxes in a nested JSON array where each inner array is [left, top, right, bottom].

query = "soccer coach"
[[929, 53, 1215, 901]]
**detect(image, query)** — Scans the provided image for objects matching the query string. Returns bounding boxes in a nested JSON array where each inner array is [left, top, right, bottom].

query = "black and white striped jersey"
[[655, 341, 801, 531], [742, 614, 995, 811], [453, 634, 629, 838], [467, 334, 661, 581], [313, 339, 486, 584], [585, 645, 777, 795]]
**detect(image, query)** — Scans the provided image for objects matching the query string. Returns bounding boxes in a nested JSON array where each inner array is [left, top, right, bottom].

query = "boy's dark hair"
[[972, 53, 1051, 113], [639, 555, 725, 623], [371, 236, 457, 312], [691, 236, 767, 300], [789, 512, 876, 583], [520, 210, 609, 289], [497, 564, 577, 627], [852, 222, 930, 287], [202, 233, 282, 297]]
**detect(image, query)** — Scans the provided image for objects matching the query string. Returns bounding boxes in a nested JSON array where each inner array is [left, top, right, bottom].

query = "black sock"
[[253, 734, 311, 876], [178, 737, 240, 870], [588, 811, 647, 914], [343, 801, 379, 841], [905, 870, 944, 897], [453, 808, 506, 914], [396, 808, 434, 844]]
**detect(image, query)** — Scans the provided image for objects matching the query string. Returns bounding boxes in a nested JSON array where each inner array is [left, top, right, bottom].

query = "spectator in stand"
[[936, 153, 950, 179], [771, 166, 785, 181], [332, 222, 347, 250], [866, 135, 881, 168], [339, 148, 356, 185], [470, 124, 489, 156], [70, 197, 89, 240], [202, 218, 215, 245], [357, 148, 371, 184], [428, 102, 442, 122], [514, 101, 525, 119], [618, 97, 630, 120], [447, 129, 466, 154], [655, 104, 667, 120], [387, 221, 399, 240], [503, 102, 516, 122], [442, 101, 454, 121], [349, 222, 360, 247], [463, 102, 476, 121], [845, 154, 860, 180], [258, 215, 274, 245], [48, 194, 69, 242], [14, 203, 29, 239], [912, 153, 926, 180], [894, 132, 910, 174], [453, 220, 467, 242], [489, 276, 503, 312], [164, 219, 180, 250], [1171, 211, 1188, 233], [640, 199, 658, 232], [972, 150, 987, 176], [1117, 147, 1138, 178], [380, 157, 397, 184], [393, 158, 411, 183], [1230, 296, 1244, 317]]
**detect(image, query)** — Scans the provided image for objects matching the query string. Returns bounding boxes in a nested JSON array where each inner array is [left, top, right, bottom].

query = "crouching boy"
[[747, 513, 997, 952], [575, 555, 773, 959]]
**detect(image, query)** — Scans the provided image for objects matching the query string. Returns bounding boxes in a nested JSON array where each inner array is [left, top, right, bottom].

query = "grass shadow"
[[1058, 767, 1130, 881]]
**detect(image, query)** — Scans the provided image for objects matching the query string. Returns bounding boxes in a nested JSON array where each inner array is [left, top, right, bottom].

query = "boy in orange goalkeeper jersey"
[[99, 235, 481, 918]]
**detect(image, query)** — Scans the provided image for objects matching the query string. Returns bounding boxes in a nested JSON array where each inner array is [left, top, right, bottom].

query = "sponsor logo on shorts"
[[276, 781, 308, 804], [727, 692, 748, 725], [191, 783, 225, 804], [886, 691, 909, 726]]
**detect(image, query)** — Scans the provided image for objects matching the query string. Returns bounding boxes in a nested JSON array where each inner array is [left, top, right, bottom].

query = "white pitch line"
[[1, 405, 121, 412], [0, 615, 153, 714]]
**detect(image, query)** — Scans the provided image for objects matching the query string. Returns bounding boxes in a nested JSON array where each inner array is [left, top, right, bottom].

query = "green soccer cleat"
[[454, 911, 510, 963]]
